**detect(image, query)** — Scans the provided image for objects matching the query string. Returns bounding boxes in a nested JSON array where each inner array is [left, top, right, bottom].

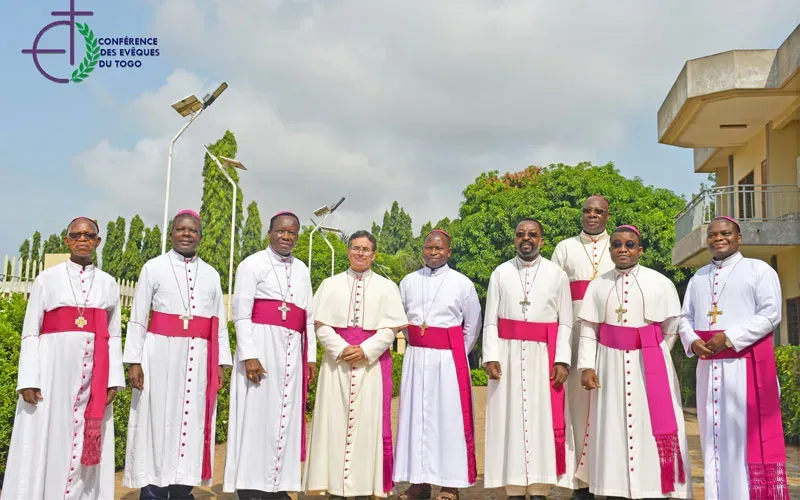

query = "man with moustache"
[[122, 209, 232, 500], [483, 218, 577, 499], [1, 217, 125, 500], [679, 216, 788, 500], [303, 230, 408, 499], [551, 195, 614, 500], [393, 229, 482, 500], [223, 211, 317, 500], [577, 225, 691, 499]]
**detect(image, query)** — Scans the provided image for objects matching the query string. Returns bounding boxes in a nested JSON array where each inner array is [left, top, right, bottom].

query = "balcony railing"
[[675, 184, 800, 241]]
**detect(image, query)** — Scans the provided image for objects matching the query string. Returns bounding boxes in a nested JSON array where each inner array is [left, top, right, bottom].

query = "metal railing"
[[675, 184, 800, 241]]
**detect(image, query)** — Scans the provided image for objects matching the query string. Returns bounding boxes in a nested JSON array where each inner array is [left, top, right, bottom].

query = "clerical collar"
[[425, 263, 449, 275], [67, 259, 94, 272], [515, 255, 540, 268], [711, 251, 742, 268], [615, 264, 639, 276], [347, 268, 373, 279], [169, 249, 197, 263], [267, 245, 292, 263], [580, 230, 608, 243]]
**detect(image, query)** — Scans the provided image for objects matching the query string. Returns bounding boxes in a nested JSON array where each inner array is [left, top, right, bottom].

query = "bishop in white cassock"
[[550, 195, 614, 500], [679, 217, 788, 500], [577, 225, 691, 499], [303, 230, 409, 499], [394, 229, 482, 500], [122, 210, 233, 500], [482, 219, 577, 499], [1, 217, 125, 500], [223, 212, 317, 500]]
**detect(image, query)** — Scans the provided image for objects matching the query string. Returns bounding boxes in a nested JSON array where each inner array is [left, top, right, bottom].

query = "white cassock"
[[576, 265, 692, 499], [482, 256, 577, 495], [303, 268, 409, 498], [122, 250, 233, 488], [394, 264, 482, 487], [679, 251, 788, 500], [1, 261, 125, 500], [550, 230, 613, 483], [223, 247, 316, 494]]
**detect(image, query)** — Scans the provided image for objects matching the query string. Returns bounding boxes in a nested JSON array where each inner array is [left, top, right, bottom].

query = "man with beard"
[[223, 211, 317, 500], [123, 209, 232, 500], [483, 218, 577, 499], [550, 195, 614, 500], [1, 217, 124, 500], [577, 225, 691, 499], [679, 216, 788, 499], [393, 229, 482, 500]]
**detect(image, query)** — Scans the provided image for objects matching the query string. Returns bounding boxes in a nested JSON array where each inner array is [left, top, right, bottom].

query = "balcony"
[[672, 184, 800, 267]]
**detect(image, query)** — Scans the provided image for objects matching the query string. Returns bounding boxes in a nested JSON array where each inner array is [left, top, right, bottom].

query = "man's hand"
[[485, 361, 502, 380], [551, 363, 569, 387], [692, 339, 713, 358], [217, 366, 227, 392], [244, 359, 267, 384], [704, 332, 728, 355], [106, 388, 118, 405], [581, 369, 600, 391], [341, 347, 367, 364], [128, 364, 144, 391], [19, 388, 43, 405], [308, 363, 318, 384]]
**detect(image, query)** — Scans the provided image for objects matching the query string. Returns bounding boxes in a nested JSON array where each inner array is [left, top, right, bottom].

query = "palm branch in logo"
[[71, 22, 100, 83]]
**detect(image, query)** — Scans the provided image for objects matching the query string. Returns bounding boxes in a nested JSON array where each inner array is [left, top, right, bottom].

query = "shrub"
[[471, 368, 488, 386], [776, 345, 800, 444]]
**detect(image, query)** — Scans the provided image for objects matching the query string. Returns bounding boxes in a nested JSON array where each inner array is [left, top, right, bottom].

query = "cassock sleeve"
[[678, 277, 701, 357], [17, 276, 46, 392], [660, 316, 680, 350], [725, 262, 782, 351], [316, 325, 350, 361], [107, 281, 126, 389], [554, 270, 573, 366], [304, 274, 317, 364], [550, 241, 566, 269], [122, 263, 153, 364], [462, 280, 482, 353], [481, 269, 501, 366], [577, 321, 599, 371], [232, 259, 259, 362], [360, 327, 396, 365], [215, 275, 233, 367]]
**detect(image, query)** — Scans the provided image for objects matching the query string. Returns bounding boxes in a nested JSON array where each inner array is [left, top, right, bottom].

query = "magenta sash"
[[335, 327, 394, 494], [696, 330, 788, 499], [251, 299, 309, 461], [497, 318, 566, 475], [597, 323, 685, 494], [148, 311, 219, 480], [569, 280, 591, 301], [407, 324, 477, 483], [41, 306, 110, 467]]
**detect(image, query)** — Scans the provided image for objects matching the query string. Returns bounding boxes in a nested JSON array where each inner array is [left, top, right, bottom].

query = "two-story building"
[[658, 24, 800, 345]]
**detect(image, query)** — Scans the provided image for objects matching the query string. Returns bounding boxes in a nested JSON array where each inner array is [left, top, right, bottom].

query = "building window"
[[788, 297, 800, 345]]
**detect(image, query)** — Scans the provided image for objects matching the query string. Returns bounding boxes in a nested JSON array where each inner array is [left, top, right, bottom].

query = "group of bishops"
[[1, 196, 790, 500]]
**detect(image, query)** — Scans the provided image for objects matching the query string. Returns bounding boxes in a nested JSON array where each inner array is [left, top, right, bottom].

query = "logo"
[[22, 0, 160, 84]]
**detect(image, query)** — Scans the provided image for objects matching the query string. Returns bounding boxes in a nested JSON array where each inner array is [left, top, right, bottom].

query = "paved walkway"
[[115, 387, 800, 499]]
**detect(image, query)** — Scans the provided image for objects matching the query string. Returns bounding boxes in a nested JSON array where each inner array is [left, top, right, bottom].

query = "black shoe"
[[507, 496, 526, 500], [531, 496, 547, 500], [573, 488, 595, 499]]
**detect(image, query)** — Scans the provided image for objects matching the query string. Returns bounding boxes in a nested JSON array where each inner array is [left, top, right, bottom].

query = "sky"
[[2, 0, 799, 260]]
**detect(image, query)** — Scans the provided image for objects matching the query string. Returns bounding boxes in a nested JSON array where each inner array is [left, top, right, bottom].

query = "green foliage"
[[197, 131, 244, 291], [291, 226, 350, 291], [70, 23, 100, 83], [470, 368, 488, 386], [120, 215, 145, 281], [376, 201, 414, 255], [240, 201, 264, 262], [42, 232, 68, 256], [415, 221, 433, 250], [30, 231, 41, 271], [671, 342, 698, 406], [102, 217, 126, 277], [776, 345, 800, 444], [141, 226, 162, 264]]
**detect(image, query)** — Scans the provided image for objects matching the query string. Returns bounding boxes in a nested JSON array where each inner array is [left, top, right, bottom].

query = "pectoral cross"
[[278, 301, 291, 321], [420, 322, 429, 336], [591, 268, 598, 280], [520, 298, 531, 315], [180, 313, 193, 330], [707, 303, 723, 325], [615, 305, 627, 323], [75, 316, 87, 328]]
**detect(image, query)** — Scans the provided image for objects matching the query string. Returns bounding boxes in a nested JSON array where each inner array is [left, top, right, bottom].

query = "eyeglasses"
[[349, 246, 374, 254], [515, 231, 539, 238], [68, 232, 98, 241], [582, 207, 607, 215], [611, 240, 638, 249]]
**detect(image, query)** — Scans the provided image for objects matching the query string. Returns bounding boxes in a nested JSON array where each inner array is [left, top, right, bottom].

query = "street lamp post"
[[309, 222, 343, 277], [161, 82, 229, 254], [308, 197, 345, 277], [202, 145, 246, 318]]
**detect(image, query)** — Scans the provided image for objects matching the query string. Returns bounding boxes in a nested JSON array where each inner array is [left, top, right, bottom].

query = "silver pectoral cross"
[[278, 301, 291, 321], [520, 298, 531, 315], [180, 313, 193, 330]]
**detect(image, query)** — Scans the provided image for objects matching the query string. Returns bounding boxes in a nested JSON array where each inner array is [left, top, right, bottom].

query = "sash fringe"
[[80, 417, 103, 466], [748, 462, 789, 500], [655, 432, 685, 494]]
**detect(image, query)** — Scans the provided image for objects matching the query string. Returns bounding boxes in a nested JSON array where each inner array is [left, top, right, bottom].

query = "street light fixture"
[[202, 145, 245, 318], [309, 222, 343, 278], [161, 82, 229, 254], [308, 197, 345, 277]]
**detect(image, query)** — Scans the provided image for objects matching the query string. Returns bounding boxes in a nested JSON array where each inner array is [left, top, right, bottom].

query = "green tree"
[[197, 131, 244, 290], [120, 215, 145, 281], [414, 221, 433, 250], [41, 232, 68, 256], [291, 226, 350, 291], [141, 225, 162, 263], [240, 201, 263, 261], [29, 232, 41, 272], [377, 201, 414, 255], [102, 217, 126, 277], [17, 239, 30, 271]]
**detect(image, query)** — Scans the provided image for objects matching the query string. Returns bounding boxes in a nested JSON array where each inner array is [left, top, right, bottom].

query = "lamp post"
[[161, 82, 229, 254], [308, 197, 345, 277], [309, 222, 343, 277], [202, 145, 246, 317]]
